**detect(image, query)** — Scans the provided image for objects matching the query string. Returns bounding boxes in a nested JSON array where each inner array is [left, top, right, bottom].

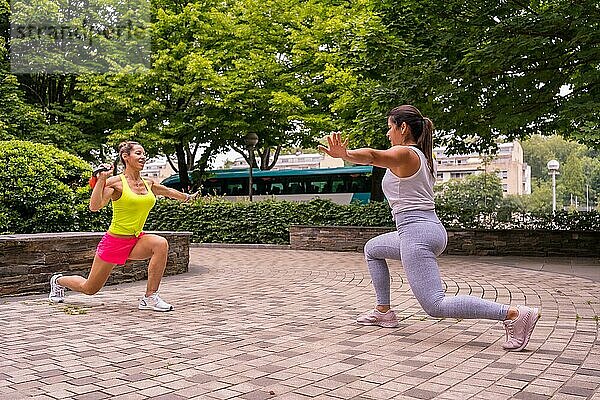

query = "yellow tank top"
[[108, 175, 156, 237]]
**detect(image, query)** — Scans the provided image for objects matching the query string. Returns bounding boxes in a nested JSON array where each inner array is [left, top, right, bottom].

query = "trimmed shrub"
[[0, 140, 90, 233], [145, 198, 394, 244], [145, 197, 599, 244]]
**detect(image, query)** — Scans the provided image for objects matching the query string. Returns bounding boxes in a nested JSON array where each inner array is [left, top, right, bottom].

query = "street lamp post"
[[244, 133, 259, 201], [547, 160, 560, 212]]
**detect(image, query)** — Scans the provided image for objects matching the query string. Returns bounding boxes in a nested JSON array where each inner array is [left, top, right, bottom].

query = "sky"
[[212, 149, 241, 168]]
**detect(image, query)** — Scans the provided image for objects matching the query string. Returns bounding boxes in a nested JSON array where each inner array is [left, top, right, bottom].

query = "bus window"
[[202, 179, 223, 196], [284, 177, 306, 194], [349, 174, 369, 192], [306, 179, 328, 194], [331, 179, 346, 193], [227, 181, 244, 195], [268, 183, 284, 195]]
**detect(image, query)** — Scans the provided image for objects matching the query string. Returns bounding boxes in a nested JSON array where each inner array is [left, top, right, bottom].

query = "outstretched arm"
[[151, 183, 199, 203], [318, 132, 413, 170]]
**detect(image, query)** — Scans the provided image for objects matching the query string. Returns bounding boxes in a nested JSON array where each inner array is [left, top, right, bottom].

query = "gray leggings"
[[364, 210, 509, 321]]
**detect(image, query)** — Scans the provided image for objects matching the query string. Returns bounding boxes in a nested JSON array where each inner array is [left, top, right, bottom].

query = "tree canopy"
[[0, 0, 598, 180]]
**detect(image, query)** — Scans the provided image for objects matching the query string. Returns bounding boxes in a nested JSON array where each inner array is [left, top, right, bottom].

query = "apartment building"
[[141, 157, 176, 182], [434, 142, 531, 196], [231, 153, 343, 170]]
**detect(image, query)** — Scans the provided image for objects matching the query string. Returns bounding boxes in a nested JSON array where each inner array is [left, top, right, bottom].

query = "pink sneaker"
[[503, 306, 541, 351], [357, 309, 399, 328]]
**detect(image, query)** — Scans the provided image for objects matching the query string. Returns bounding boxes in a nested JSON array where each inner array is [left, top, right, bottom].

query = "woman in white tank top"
[[319, 105, 540, 352]]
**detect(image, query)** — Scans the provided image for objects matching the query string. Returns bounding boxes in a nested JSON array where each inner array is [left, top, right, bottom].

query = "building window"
[[502, 184, 508, 192], [450, 172, 472, 179], [498, 170, 508, 179]]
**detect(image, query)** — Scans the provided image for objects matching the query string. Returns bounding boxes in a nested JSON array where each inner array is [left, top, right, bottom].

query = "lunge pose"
[[319, 105, 540, 351], [49, 141, 196, 311]]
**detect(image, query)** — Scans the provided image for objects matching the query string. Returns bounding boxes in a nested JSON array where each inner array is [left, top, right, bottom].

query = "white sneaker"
[[48, 274, 65, 303], [138, 293, 174, 312]]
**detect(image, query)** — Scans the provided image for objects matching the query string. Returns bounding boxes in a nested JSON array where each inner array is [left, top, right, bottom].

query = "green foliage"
[[323, 0, 600, 153], [0, 140, 90, 233], [522, 181, 553, 213], [0, 74, 47, 141], [145, 198, 394, 244], [434, 174, 504, 224], [522, 135, 600, 210]]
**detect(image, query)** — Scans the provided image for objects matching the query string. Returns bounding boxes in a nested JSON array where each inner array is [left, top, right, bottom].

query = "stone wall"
[[0, 231, 192, 296], [289, 225, 600, 257]]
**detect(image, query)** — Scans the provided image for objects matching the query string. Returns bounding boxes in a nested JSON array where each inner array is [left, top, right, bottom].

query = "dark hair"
[[387, 105, 435, 177], [114, 141, 141, 171]]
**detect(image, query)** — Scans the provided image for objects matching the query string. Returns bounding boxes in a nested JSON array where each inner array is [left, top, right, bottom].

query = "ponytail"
[[387, 105, 436, 178], [417, 117, 435, 178]]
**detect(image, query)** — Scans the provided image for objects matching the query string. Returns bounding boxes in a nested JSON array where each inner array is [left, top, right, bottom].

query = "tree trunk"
[[175, 142, 190, 192], [371, 166, 386, 202]]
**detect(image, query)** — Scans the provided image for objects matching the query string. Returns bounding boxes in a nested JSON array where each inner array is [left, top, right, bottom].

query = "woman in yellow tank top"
[[48, 141, 197, 311]]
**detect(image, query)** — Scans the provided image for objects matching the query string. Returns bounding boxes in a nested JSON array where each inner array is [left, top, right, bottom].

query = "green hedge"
[[1, 138, 598, 240], [144, 198, 600, 244], [0, 140, 91, 233], [145, 198, 394, 244]]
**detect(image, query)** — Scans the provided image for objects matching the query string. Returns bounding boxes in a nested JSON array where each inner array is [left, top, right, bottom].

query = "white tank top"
[[381, 146, 436, 214]]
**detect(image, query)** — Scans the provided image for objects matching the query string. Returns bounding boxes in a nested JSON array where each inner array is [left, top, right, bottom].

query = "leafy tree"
[[435, 173, 504, 225], [559, 153, 586, 204], [0, 73, 47, 140], [522, 135, 586, 182], [522, 135, 599, 209], [521, 181, 553, 212], [434, 0, 600, 149], [323, 0, 599, 155], [76, 0, 231, 190], [218, 0, 342, 170]]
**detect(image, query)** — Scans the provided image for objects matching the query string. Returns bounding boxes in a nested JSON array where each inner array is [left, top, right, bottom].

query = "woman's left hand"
[[184, 191, 201, 203], [318, 132, 349, 159]]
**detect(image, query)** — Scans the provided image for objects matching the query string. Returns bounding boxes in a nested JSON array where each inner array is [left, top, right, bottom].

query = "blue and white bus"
[[161, 166, 373, 204]]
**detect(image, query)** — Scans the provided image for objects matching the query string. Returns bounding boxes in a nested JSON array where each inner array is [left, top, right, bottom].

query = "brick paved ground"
[[1, 248, 599, 400]]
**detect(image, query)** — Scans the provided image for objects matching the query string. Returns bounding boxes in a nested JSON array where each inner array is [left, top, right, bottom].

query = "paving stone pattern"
[[1, 248, 599, 399]]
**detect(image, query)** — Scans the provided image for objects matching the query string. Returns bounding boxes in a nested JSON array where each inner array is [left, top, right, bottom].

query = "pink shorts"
[[96, 232, 145, 264]]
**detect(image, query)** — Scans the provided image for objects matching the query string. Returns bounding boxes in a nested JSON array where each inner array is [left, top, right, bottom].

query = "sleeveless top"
[[381, 146, 436, 215], [108, 175, 156, 237]]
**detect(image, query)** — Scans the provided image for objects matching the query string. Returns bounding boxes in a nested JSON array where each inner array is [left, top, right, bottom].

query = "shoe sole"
[[48, 297, 64, 303], [138, 305, 174, 312], [508, 308, 541, 352], [357, 321, 399, 328]]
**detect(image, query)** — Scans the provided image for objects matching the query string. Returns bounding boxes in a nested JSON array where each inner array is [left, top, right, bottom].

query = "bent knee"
[[420, 300, 446, 318], [363, 238, 380, 260], [154, 237, 169, 253], [423, 306, 445, 319], [81, 284, 102, 295]]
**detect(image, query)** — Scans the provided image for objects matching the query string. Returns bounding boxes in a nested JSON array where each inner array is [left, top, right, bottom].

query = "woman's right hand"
[[95, 164, 113, 181], [318, 132, 349, 159]]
